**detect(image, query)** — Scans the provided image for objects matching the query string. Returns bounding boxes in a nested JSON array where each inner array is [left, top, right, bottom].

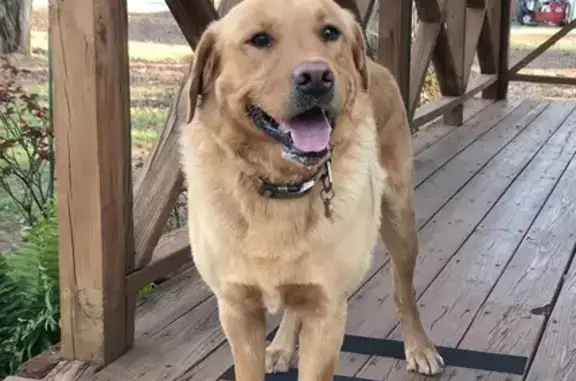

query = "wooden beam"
[[44, 360, 99, 381], [412, 74, 496, 127], [463, 4, 487, 84], [357, 0, 377, 28], [219, 0, 376, 27], [165, 0, 219, 48], [415, 0, 442, 22], [441, 0, 467, 125], [132, 72, 190, 268], [431, 1, 462, 104], [476, 0, 497, 80], [407, 0, 454, 119], [216, 0, 241, 16], [509, 73, 576, 86], [15, 344, 60, 380], [127, 227, 191, 293], [444, 0, 466, 88], [467, 0, 485, 8], [378, 0, 412, 110], [408, 21, 442, 117], [509, 18, 576, 74], [50, 0, 134, 364], [483, 0, 511, 99], [132, 0, 219, 268]]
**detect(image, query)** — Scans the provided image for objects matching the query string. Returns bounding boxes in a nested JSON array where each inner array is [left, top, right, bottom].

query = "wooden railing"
[[507, 18, 576, 87], [50, 0, 516, 366]]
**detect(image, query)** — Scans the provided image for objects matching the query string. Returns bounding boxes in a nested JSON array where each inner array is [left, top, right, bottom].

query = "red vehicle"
[[517, 0, 572, 26]]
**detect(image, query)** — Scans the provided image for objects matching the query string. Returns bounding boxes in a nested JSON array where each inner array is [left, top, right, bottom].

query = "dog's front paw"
[[265, 346, 295, 373], [404, 341, 444, 375]]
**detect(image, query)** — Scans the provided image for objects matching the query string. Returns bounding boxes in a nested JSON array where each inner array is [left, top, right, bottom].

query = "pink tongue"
[[283, 109, 331, 153]]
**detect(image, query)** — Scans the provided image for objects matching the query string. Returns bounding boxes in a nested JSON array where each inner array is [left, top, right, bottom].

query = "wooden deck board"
[[355, 102, 576, 380], [334, 100, 551, 377], [438, 108, 576, 381], [413, 99, 522, 187], [88, 99, 576, 381], [412, 98, 494, 155], [413, 99, 549, 228], [134, 266, 211, 338], [525, 238, 576, 380], [343, 101, 576, 379]]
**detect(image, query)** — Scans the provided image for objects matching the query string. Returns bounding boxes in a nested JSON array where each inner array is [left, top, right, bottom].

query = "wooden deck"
[[87, 98, 576, 381]]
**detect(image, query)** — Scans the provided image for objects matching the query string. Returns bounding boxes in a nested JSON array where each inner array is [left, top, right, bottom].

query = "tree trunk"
[[0, 0, 33, 55]]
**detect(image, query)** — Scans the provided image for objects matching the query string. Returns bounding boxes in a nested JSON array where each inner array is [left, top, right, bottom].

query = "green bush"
[[0, 202, 59, 378], [0, 56, 55, 227], [0, 254, 26, 374]]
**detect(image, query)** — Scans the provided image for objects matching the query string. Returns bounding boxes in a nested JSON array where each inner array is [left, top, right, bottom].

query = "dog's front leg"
[[297, 300, 347, 381], [380, 188, 444, 375], [218, 298, 266, 381]]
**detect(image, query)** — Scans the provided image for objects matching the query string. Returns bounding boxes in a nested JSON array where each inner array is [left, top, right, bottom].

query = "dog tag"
[[320, 160, 334, 218], [323, 198, 333, 218]]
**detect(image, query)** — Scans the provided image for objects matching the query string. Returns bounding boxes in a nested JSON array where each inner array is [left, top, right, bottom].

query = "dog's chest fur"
[[180, 116, 386, 312]]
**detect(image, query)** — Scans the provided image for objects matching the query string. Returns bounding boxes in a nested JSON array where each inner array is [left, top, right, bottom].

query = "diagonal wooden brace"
[[132, 0, 219, 269]]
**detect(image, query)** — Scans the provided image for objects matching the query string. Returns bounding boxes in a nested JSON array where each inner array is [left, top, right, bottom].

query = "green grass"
[[21, 84, 169, 145], [31, 31, 192, 63], [510, 35, 576, 51], [24, 83, 174, 107], [132, 106, 168, 144], [0, 188, 23, 254]]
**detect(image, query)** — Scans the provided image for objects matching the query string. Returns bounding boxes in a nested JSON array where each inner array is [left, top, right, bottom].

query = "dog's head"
[[187, 0, 369, 168]]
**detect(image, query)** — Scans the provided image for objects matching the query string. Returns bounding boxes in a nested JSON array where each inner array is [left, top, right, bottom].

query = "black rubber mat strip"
[[220, 368, 371, 381], [341, 334, 527, 375], [219, 333, 528, 380]]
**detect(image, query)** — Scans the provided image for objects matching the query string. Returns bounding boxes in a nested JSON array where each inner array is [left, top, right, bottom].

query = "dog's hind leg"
[[218, 297, 266, 381], [380, 186, 444, 375], [266, 308, 301, 373], [296, 300, 347, 381]]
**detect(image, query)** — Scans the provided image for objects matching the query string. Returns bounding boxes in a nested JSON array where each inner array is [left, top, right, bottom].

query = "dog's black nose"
[[292, 61, 334, 97]]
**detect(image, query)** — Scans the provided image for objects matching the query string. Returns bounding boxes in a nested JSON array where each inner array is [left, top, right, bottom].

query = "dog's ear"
[[186, 24, 219, 124], [351, 22, 369, 91]]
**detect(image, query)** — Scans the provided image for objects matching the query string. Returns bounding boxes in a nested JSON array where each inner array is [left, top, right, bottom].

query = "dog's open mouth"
[[246, 104, 335, 166]]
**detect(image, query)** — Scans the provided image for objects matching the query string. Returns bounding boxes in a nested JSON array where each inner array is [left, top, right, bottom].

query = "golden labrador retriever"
[[179, 0, 444, 379]]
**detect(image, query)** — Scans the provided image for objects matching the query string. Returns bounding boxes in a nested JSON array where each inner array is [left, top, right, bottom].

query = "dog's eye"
[[321, 25, 341, 42], [248, 32, 273, 48]]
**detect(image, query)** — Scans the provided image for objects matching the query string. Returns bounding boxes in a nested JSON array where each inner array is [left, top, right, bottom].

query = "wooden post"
[[442, 0, 466, 125], [50, 0, 134, 364], [408, 0, 444, 119], [482, 0, 511, 99], [378, 0, 412, 111], [493, 0, 511, 99]]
